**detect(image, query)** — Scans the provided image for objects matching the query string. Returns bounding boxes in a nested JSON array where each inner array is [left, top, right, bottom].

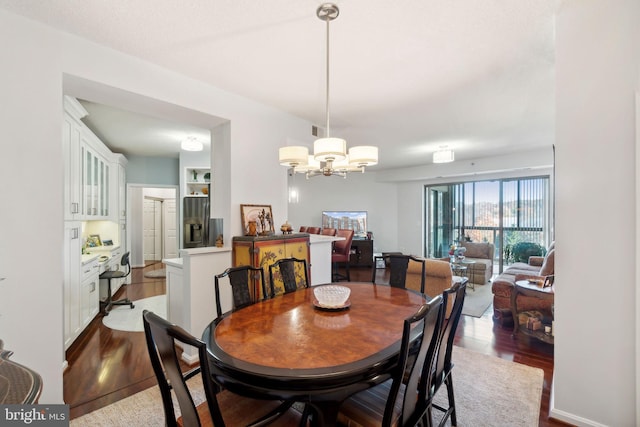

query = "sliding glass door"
[[425, 176, 551, 273]]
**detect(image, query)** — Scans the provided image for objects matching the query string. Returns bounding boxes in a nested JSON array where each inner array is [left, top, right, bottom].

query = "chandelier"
[[279, 3, 378, 178]]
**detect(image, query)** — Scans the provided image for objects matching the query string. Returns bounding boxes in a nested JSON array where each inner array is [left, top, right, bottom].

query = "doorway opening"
[[128, 185, 178, 268]]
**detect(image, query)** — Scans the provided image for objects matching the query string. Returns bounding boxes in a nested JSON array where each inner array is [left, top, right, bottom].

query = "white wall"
[[554, 0, 639, 425], [288, 147, 554, 257], [287, 171, 398, 254], [0, 9, 310, 403]]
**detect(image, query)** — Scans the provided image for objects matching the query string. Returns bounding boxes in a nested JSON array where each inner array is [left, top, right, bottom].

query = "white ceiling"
[[1, 0, 562, 168]]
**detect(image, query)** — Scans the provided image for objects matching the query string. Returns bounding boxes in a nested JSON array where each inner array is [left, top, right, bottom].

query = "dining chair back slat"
[[336, 295, 445, 427], [214, 265, 266, 318], [429, 280, 466, 426], [268, 257, 309, 297], [372, 254, 426, 294]]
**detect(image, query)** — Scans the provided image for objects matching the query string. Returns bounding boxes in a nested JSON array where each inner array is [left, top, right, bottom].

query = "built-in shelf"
[[185, 167, 210, 196]]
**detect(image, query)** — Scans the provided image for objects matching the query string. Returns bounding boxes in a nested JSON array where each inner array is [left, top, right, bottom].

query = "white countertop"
[[81, 253, 100, 264], [308, 234, 345, 244], [162, 257, 183, 268]]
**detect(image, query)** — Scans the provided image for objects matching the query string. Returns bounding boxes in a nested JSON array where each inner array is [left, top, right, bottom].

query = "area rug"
[[144, 268, 166, 279], [102, 295, 167, 332], [461, 282, 493, 317], [70, 346, 543, 427]]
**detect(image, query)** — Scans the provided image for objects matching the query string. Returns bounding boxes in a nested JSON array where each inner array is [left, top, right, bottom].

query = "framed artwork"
[[241, 204, 274, 235], [87, 234, 102, 247]]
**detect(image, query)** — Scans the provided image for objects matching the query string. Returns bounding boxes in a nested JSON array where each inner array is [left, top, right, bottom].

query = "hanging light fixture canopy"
[[278, 3, 378, 178], [433, 147, 455, 163]]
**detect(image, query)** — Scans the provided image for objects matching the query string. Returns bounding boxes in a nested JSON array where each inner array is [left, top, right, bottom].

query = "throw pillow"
[[540, 249, 555, 276]]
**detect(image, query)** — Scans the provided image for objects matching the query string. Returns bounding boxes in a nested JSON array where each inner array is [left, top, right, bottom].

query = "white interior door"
[[143, 198, 157, 262], [164, 199, 178, 258], [153, 201, 162, 259]]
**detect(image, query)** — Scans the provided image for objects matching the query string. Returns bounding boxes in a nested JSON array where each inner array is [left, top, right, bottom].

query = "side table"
[[451, 259, 476, 290], [511, 280, 554, 344]]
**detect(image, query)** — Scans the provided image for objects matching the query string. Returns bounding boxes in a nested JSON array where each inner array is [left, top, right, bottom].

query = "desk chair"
[[100, 251, 134, 315]]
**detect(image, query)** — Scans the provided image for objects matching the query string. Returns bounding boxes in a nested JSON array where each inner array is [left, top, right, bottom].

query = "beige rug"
[[461, 282, 493, 317], [70, 346, 543, 427], [143, 268, 166, 279], [101, 295, 167, 332]]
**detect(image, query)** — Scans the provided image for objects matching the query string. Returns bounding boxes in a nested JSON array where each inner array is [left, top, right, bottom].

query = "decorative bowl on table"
[[313, 285, 351, 309]]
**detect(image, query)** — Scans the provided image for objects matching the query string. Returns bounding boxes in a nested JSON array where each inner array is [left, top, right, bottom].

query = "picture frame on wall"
[[240, 204, 274, 236]]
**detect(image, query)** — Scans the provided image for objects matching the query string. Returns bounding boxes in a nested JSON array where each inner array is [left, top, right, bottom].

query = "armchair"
[[492, 243, 555, 325], [406, 259, 462, 318], [459, 241, 494, 285]]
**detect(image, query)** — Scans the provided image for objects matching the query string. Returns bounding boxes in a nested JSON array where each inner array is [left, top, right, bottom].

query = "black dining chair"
[[268, 257, 309, 297], [142, 310, 299, 427], [214, 265, 267, 318], [336, 295, 444, 427], [428, 280, 467, 426], [99, 251, 134, 315], [372, 253, 426, 294]]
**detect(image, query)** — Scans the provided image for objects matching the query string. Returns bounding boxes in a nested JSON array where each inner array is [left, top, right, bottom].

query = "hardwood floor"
[[65, 264, 570, 426]]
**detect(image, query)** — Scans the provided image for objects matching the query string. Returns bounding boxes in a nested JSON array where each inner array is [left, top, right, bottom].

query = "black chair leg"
[[445, 375, 457, 426], [101, 279, 134, 315]]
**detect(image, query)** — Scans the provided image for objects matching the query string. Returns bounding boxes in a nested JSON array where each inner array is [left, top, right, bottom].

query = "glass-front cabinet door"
[[82, 143, 110, 219]]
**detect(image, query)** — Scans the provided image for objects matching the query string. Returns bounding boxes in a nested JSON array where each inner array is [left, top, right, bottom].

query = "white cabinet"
[[64, 96, 126, 222], [63, 96, 129, 351], [63, 97, 87, 221], [115, 155, 127, 221], [64, 222, 81, 349], [82, 140, 111, 219], [65, 228, 100, 350], [80, 265, 99, 328]]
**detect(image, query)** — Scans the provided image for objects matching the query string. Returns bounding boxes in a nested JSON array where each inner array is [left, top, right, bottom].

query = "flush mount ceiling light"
[[433, 147, 455, 163], [181, 136, 203, 152], [278, 3, 378, 178]]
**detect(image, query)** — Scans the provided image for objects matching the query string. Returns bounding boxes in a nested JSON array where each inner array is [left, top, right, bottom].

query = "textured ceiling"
[[0, 0, 563, 168]]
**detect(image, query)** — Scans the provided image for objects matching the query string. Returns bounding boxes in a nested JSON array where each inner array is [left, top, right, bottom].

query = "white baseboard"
[[549, 408, 608, 427]]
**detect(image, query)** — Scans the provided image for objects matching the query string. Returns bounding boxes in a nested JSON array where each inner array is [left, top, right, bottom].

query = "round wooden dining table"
[[202, 282, 427, 426]]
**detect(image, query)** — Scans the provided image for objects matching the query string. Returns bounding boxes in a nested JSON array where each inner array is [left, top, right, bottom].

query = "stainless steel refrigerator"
[[183, 196, 210, 248]]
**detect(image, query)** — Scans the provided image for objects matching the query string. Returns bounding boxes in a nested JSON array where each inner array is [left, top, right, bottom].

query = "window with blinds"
[[426, 176, 551, 272]]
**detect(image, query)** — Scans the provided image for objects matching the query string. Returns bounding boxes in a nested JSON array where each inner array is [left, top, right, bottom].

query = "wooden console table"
[[511, 280, 554, 344], [349, 239, 373, 267], [232, 234, 310, 297]]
